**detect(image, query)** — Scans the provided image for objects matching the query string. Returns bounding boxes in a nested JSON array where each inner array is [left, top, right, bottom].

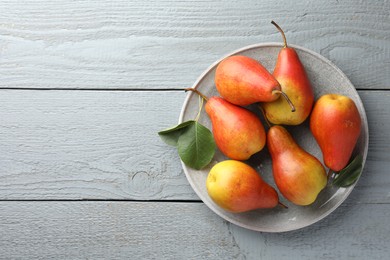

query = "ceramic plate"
[[179, 43, 369, 232]]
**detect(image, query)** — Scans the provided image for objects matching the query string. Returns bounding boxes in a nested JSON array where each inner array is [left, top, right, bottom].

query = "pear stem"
[[184, 88, 208, 102], [258, 105, 272, 129], [278, 201, 288, 209], [272, 89, 296, 112], [271, 20, 288, 48]]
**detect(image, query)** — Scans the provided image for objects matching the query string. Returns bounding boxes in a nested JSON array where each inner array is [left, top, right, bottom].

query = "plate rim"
[[178, 42, 369, 232]]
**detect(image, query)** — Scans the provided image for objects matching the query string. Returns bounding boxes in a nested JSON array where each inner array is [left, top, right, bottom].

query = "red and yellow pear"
[[206, 160, 280, 213], [205, 96, 266, 160], [185, 88, 266, 161], [267, 125, 327, 206], [310, 94, 361, 172], [215, 55, 295, 109], [261, 21, 314, 125]]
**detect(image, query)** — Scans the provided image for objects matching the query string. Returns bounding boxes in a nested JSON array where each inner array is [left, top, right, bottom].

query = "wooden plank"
[[0, 201, 389, 259], [354, 91, 390, 203], [0, 0, 388, 90], [0, 90, 197, 200], [0, 90, 389, 202], [228, 201, 390, 259], [0, 201, 242, 259]]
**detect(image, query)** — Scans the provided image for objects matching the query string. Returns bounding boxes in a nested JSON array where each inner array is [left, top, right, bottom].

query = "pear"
[[267, 125, 327, 206], [206, 160, 280, 213], [261, 21, 314, 125], [215, 55, 295, 109], [205, 96, 266, 160], [310, 94, 361, 172]]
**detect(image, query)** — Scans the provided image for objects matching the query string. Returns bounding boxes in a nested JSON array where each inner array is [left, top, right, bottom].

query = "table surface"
[[0, 1, 389, 259]]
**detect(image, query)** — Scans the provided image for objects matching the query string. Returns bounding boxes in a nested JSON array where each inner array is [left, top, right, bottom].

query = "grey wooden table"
[[0, 1, 389, 259]]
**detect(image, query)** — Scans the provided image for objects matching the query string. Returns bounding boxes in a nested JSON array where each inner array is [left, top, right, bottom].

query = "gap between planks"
[[0, 200, 387, 206], [0, 87, 186, 91], [0, 87, 388, 92], [0, 199, 202, 203]]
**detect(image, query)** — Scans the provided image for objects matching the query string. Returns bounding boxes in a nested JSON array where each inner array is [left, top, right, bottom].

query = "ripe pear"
[[310, 94, 361, 172], [261, 21, 314, 125], [205, 96, 266, 160], [267, 126, 327, 206], [215, 55, 295, 109], [206, 160, 280, 213]]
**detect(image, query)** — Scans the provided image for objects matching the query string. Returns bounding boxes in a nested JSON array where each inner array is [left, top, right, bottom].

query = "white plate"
[[179, 43, 369, 232]]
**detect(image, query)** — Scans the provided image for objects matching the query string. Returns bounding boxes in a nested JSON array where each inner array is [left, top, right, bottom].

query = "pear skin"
[[205, 97, 266, 161], [261, 21, 314, 125], [310, 94, 361, 171], [267, 126, 327, 206], [206, 160, 279, 213], [215, 55, 282, 106]]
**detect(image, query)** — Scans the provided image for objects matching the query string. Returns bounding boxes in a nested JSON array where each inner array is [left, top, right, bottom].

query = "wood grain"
[[0, 0, 388, 89], [0, 201, 389, 259], [0, 90, 197, 200], [0, 90, 388, 203], [228, 201, 390, 259]]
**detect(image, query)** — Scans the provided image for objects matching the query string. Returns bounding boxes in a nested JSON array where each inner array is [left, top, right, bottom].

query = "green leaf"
[[332, 155, 363, 187], [177, 121, 216, 170], [158, 120, 195, 146]]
